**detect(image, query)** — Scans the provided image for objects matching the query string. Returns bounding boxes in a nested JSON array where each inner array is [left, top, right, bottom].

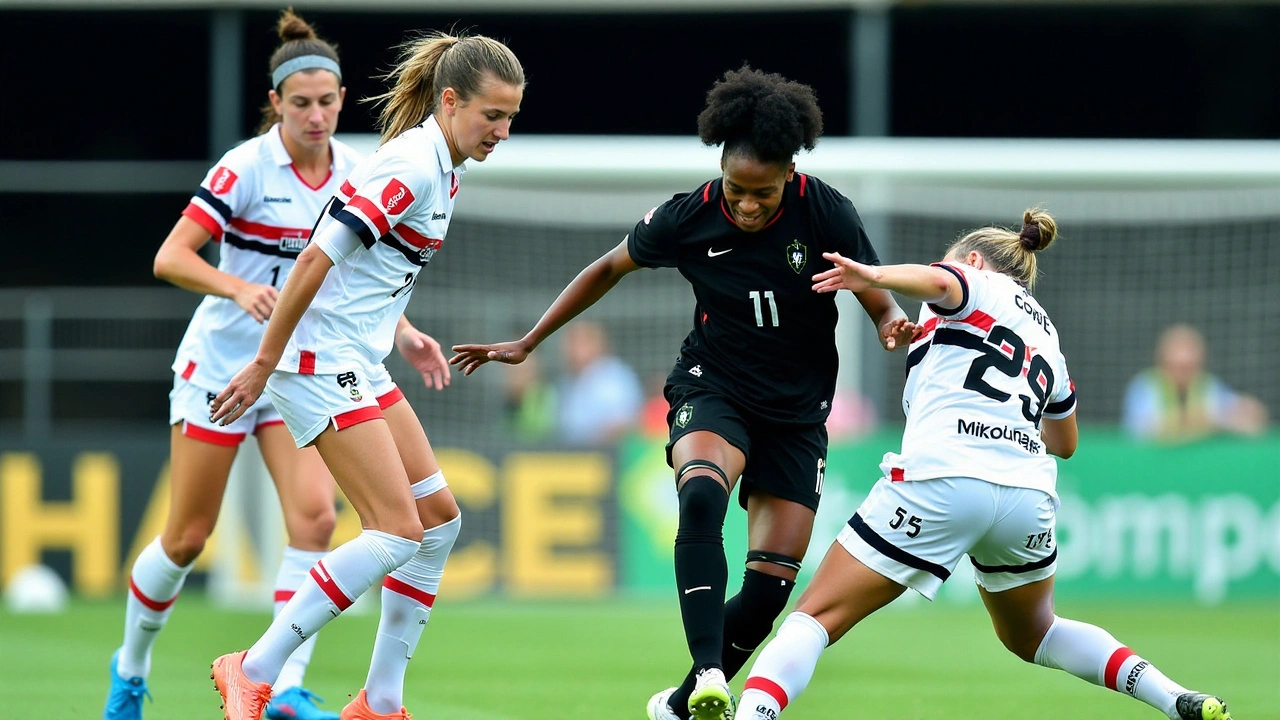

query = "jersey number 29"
[[938, 324, 1054, 427]]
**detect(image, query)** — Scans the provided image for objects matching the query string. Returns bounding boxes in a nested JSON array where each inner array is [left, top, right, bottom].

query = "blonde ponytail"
[[947, 207, 1059, 289]]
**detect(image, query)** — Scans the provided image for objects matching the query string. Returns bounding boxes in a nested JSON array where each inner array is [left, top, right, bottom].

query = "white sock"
[[1034, 616, 1187, 718], [272, 546, 328, 693], [366, 476, 457, 714], [242, 530, 419, 685], [117, 537, 192, 679], [737, 612, 830, 719]]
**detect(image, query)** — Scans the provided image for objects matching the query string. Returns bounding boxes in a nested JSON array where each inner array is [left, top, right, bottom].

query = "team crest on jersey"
[[786, 240, 807, 273], [210, 166, 239, 195], [336, 371, 362, 401], [674, 403, 694, 429], [382, 179, 415, 215]]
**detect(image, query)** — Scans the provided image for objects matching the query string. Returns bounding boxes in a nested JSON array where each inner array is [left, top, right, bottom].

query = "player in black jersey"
[[450, 66, 916, 720]]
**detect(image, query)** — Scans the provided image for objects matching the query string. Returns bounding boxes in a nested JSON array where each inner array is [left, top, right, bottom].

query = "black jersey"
[[628, 173, 880, 424]]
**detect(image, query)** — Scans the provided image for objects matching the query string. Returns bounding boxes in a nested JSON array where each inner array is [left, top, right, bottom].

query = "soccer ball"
[[4, 564, 69, 614]]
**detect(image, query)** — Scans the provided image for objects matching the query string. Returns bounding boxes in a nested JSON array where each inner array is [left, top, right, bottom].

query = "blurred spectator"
[[503, 352, 557, 443], [557, 321, 643, 446], [1122, 324, 1268, 443]]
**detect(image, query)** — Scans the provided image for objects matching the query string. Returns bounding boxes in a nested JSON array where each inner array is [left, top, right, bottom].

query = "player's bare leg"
[[980, 578, 1232, 720], [257, 427, 340, 720], [355, 399, 461, 717], [214, 420, 423, 719], [107, 426, 237, 720], [735, 543, 905, 719]]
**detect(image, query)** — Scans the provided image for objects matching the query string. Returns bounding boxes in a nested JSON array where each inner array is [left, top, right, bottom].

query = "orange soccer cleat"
[[211, 651, 274, 720], [338, 689, 412, 720]]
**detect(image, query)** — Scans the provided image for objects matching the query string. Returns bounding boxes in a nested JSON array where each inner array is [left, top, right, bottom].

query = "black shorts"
[[664, 383, 828, 512]]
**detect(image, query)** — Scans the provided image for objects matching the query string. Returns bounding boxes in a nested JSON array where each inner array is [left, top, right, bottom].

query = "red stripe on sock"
[[744, 677, 789, 711], [1104, 647, 1135, 691], [308, 561, 353, 612], [129, 577, 178, 612], [274, 589, 294, 604], [383, 574, 437, 608]]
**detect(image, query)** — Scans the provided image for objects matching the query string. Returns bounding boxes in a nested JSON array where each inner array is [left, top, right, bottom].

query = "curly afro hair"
[[696, 64, 824, 165]]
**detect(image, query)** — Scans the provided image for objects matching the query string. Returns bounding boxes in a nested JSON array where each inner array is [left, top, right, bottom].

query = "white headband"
[[272, 55, 341, 89]]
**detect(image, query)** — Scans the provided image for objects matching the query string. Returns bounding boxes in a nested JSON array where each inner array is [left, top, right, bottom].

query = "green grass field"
[[3, 596, 1276, 719]]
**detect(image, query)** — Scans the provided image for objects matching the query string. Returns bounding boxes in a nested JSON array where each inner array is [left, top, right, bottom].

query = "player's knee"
[[421, 513, 461, 555], [676, 474, 730, 543], [162, 528, 211, 567], [994, 619, 1050, 663], [737, 565, 798, 641]]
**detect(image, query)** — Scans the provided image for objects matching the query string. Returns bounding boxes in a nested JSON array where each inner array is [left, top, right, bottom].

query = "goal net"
[[212, 135, 1280, 605], [362, 135, 1280, 442]]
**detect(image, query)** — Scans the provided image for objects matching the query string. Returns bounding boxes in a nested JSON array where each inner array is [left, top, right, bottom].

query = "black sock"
[[673, 476, 730, 683], [669, 568, 796, 717]]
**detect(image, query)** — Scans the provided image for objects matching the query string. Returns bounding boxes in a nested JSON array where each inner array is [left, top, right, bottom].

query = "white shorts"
[[265, 363, 404, 448], [169, 374, 283, 446], [836, 476, 1058, 600]]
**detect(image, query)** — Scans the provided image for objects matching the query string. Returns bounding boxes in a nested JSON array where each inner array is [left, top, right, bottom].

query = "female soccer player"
[[208, 30, 525, 720], [104, 12, 413, 720], [449, 65, 915, 720], [734, 210, 1232, 720]]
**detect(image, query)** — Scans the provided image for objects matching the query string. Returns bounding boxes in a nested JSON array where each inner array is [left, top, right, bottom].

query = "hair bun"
[[1018, 223, 1041, 251]]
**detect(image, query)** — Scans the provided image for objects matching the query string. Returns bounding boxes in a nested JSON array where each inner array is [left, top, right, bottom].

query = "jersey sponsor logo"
[[210, 166, 239, 195], [419, 237, 444, 263], [262, 195, 292, 204], [786, 240, 807, 273], [956, 417, 1042, 454], [674, 402, 694, 429], [755, 706, 778, 720], [431, 211, 447, 220], [643, 206, 657, 225], [382, 179, 415, 215], [688, 364, 703, 377], [280, 235, 309, 253], [707, 247, 733, 257]]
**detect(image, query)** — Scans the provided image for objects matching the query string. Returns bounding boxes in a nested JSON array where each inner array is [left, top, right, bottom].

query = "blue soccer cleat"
[[104, 650, 151, 720], [266, 686, 340, 720]]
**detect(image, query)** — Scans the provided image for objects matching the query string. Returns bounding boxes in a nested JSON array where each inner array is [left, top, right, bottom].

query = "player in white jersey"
[[735, 210, 1233, 720], [207, 31, 525, 720], [103, 13, 444, 720]]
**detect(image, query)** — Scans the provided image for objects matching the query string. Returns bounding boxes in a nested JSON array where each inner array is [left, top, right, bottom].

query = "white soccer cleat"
[[646, 687, 680, 720], [688, 668, 735, 720]]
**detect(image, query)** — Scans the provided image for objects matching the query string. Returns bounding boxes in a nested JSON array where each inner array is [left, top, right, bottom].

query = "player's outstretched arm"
[[813, 251, 962, 306], [211, 241, 335, 425], [450, 238, 640, 375]]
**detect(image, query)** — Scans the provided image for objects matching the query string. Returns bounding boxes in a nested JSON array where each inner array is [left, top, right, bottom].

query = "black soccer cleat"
[[1175, 692, 1232, 720]]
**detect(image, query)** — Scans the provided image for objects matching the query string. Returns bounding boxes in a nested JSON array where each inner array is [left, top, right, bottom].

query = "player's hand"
[[879, 317, 918, 351], [209, 359, 272, 426], [812, 251, 881, 294], [233, 283, 279, 323], [449, 340, 530, 376], [396, 325, 450, 391]]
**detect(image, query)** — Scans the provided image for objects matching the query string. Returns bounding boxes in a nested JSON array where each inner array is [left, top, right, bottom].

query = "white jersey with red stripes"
[[885, 262, 1077, 497], [173, 125, 362, 390], [279, 115, 462, 374]]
